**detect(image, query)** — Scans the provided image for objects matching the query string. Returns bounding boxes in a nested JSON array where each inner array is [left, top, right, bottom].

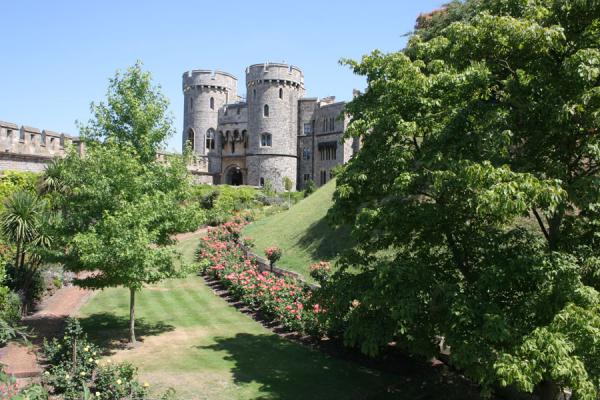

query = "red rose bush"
[[197, 217, 320, 333]]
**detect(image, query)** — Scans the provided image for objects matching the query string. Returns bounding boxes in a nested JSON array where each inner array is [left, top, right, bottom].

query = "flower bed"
[[197, 218, 320, 333]]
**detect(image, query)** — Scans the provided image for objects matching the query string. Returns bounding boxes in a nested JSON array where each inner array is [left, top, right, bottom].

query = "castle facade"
[[182, 63, 359, 191]]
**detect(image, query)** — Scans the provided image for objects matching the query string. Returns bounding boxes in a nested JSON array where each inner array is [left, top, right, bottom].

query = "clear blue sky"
[[0, 0, 444, 152]]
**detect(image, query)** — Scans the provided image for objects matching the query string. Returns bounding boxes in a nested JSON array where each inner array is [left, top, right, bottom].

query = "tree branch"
[[532, 208, 550, 243]]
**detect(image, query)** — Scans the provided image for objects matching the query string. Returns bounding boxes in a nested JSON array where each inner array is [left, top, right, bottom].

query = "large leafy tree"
[[79, 61, 174, 163], [321, 1, 600, 398], [46, 63, 197, 344]]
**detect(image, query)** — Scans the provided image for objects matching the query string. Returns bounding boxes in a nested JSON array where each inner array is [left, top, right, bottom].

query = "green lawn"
[[243, 180, 352, 281], [77, 234, 398, 400]]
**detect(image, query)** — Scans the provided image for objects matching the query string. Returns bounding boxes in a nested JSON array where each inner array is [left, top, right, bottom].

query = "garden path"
[[0, 278, 92, 381], [0, 228, 206, 382]]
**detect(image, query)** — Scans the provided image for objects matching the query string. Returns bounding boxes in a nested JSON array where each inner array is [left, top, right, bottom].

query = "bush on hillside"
[[304, 180, 316, 197], [192, 184, 259, 225]]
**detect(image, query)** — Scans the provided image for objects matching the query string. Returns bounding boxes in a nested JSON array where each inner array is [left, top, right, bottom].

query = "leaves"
[[324, 0, 600, 397]]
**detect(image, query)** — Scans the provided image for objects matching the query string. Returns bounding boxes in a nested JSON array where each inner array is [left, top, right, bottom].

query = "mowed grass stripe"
[[77, 231, 406, 400]]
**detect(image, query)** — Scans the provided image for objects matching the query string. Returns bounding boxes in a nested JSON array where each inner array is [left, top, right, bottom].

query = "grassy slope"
[[77, 234, 397, 400], [243, 180, 351, 280]]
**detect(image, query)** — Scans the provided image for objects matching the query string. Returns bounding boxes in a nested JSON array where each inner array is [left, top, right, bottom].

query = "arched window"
[[263, 104, 269, 117], [279, 88, 283, 99], [253, 89, 256, 99], [220, 131, 225, 149], [242, 130, 247, 148], [260, 133, 272, 147], [206, 129, 215, 151], [210, 97, 214, 110], [260, 177, 265, 187], [190, 97, 194, 111], [231, 141, 235, 153], [187, 128, 195, 150], [233, 130, 240, 141]]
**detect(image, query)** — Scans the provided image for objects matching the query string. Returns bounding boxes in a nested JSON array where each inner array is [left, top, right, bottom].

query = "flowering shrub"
[[42, 318, 101, 399], [93, 362, 148, 400], [264, 247, 282, 265], [40, 318, 171, 400], [309, 261, 331, 284], [242, 236, 255, 248], [197, 220, 320, 333]]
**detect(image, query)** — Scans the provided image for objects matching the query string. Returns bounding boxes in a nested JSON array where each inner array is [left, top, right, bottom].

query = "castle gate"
[[225, 165, 244, 186]]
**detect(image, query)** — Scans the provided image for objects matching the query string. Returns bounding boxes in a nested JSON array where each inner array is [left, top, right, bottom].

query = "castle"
[[182, 62, 360, 191], [0, 121, 85, 172]]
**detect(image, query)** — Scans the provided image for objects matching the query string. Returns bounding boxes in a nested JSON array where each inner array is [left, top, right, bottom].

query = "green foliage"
[[0, 367, 48, 399], [0, 171, 39, 209], [191, 184, 259, 226], [0, 191, 49, 269], [326, 0, 600, 398], [261, 180, 276, 197], [93, 362, 148, 400], [304, 180, 316, 197], [42, 318, 102, 399], [200, 188, 220, 210], [5, 262, 44, 311], [42, 318, 170, 399], [0, 255, 27, 345], [283, 177, 293, 192], [45, 63, 194, 343], [79, 60, 174, 163], [0, 190, 52, 313]]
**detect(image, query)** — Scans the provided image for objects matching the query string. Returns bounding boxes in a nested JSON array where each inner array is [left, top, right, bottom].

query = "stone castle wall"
[[0, 121, 84, 173]]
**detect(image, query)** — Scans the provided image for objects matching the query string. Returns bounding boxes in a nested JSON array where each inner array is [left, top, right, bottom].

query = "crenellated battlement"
[[182, 70, 238, 93], [245, 63, 304, 88], [0, 121, 84, 173], [0, 121, 83, 157]]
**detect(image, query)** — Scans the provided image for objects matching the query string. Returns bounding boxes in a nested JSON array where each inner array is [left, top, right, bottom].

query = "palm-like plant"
[[39, 158, 66, 195], [0, 191, 44, 270]]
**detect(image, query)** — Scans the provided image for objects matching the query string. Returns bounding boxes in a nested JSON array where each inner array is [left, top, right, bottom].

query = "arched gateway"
[[225, 166, 244, 186]]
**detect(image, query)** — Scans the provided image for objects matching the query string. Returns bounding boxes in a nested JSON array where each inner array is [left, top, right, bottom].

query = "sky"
[[0, 0, 445, 153]]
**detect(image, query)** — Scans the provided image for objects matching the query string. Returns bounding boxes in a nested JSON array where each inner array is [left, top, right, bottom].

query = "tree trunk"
[[547, 209, 564, 251], [129, 288, 136, 344], [537, 380, 561, 400], [14, 241, 21, 270], [72, 336, 77, 373]]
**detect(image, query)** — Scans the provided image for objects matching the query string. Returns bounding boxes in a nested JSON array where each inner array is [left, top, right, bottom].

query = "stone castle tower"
[[182, 70, 237, 174], [182, 62, 357, 191], [245, 63, 304, 189]]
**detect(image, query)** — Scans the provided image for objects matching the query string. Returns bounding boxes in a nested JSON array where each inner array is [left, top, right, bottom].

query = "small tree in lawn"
[[282, 176, 293, 208], [264, 246, 282, 272], [45, 62, 196, 344]]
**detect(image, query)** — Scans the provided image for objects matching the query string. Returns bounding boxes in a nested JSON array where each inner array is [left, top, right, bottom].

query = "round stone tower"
[[182, 70, 237, 174], [246, 63, 304, 191]]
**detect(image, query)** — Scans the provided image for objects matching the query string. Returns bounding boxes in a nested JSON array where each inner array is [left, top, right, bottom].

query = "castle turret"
[[246, 63, 304, 191], [182, 70, 237, 174]]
